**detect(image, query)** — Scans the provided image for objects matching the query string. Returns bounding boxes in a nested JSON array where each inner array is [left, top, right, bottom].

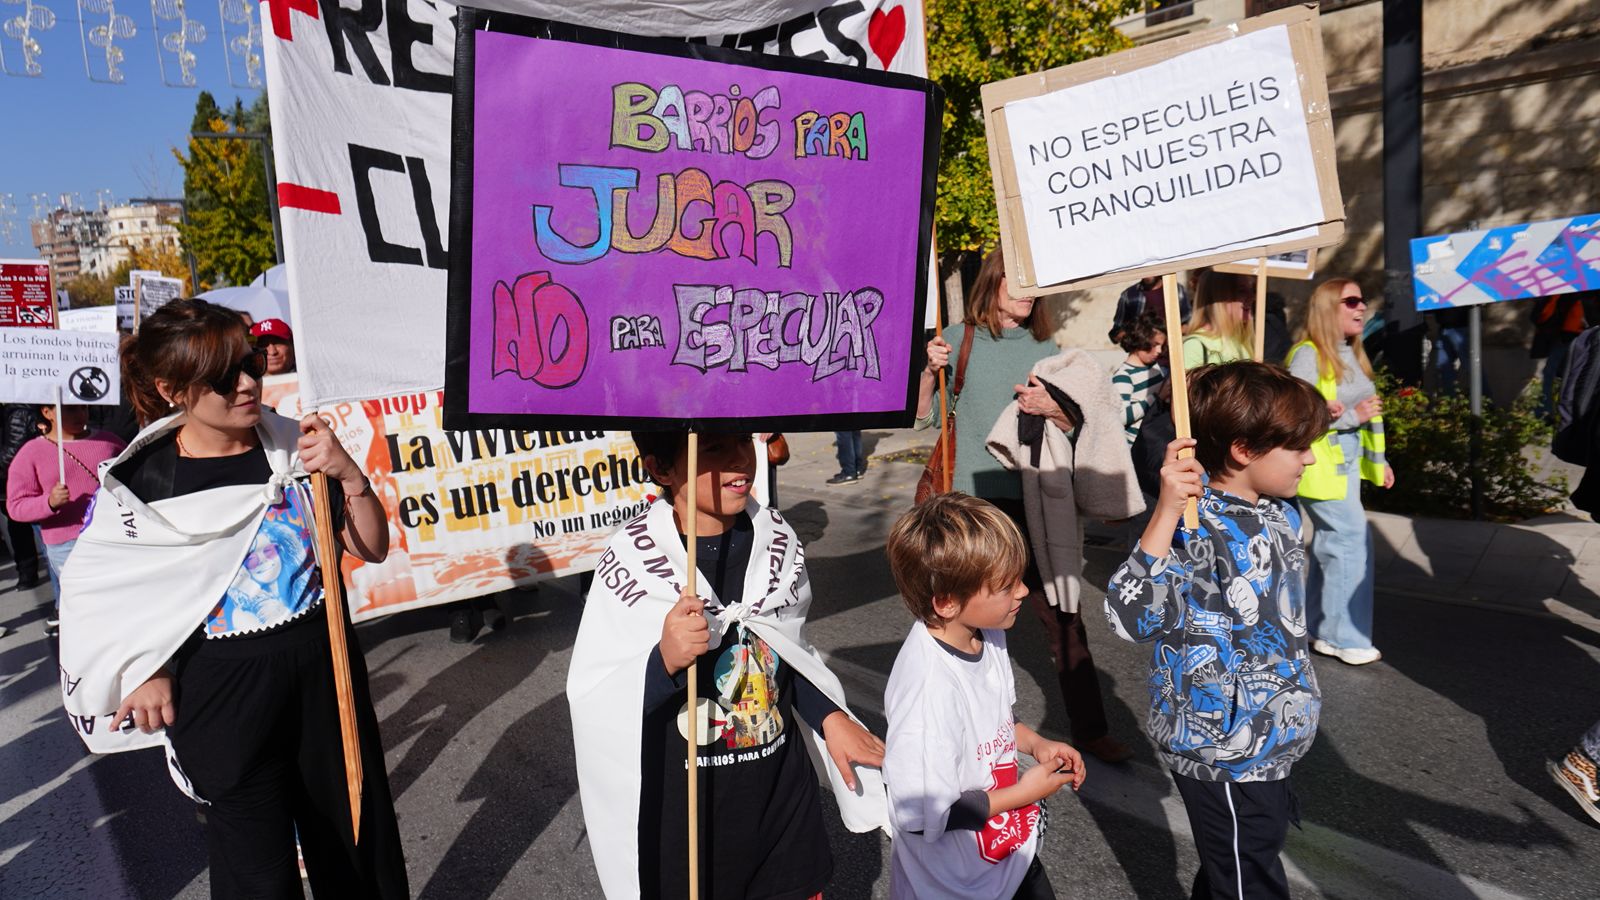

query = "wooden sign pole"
[[310, 472, 365, 843], [684, 431, 701, 899], [1253, 257, 1268, 362], [1162, 274, 1199, 530]]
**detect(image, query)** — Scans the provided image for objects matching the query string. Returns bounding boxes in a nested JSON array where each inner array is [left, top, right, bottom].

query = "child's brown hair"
[[886, 493, 1028, 627], [1188, 361, 1330, 477]]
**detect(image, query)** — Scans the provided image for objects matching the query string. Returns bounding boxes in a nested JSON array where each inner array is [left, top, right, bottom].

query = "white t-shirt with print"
[[884, 625, 1040, 899]]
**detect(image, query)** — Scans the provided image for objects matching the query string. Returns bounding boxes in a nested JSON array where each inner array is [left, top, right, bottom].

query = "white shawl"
[[58, 410, 309, 794], [566, 498, 889, 899]]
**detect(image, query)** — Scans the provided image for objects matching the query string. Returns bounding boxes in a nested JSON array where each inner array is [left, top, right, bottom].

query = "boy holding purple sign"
[[567, 430, 888, 898]]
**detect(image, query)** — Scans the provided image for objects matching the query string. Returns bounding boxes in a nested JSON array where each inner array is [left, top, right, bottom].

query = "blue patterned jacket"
[[1104, 488, 1320, 782]]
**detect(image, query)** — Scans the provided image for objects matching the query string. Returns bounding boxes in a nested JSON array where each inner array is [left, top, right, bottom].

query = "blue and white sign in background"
[[1411, 214, 1600, 310]]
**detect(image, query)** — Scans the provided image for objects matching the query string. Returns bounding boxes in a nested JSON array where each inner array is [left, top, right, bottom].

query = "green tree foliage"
[[927, 0, 1139, 253], [1365, 374, 1567, 521], [175, 92, 275, 289], [62, 260, 133, 307]]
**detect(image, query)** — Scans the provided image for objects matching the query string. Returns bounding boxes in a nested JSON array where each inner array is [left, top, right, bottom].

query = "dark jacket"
[[0, 405, 39, 486]]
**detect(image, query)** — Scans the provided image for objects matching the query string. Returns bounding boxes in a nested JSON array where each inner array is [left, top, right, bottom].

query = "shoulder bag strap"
[[951, 323, 976, 398]]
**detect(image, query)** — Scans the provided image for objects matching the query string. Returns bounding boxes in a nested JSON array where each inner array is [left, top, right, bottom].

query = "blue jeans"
[[1303, 432, 1376, 650], [834, 431, 864, 475], [44, 537, 76, 608], [1540, 334, 1575, 421]]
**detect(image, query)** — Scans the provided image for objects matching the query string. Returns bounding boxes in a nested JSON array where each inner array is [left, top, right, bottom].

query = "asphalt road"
[[3, 473, 1599, 898]]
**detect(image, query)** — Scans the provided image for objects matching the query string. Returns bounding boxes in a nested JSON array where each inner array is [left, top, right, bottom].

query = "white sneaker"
[[1310, 639, 1340, 657], [1335, 645, 1382, 665]]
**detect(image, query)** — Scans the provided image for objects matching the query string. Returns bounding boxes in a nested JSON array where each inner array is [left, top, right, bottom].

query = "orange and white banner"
[[261, 375, 653, 621]]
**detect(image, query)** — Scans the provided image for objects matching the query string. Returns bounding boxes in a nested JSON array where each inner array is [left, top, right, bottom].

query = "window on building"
[[1246, 0, 1372, 14], [1143, 0, 1194, 26]]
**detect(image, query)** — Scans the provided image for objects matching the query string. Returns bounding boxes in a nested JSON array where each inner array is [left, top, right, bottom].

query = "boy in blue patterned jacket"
[[1105, 362, 1329, 900]]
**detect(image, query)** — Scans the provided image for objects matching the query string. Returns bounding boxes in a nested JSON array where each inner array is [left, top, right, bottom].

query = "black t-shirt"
[[638, 513, 834, 900], [115, 435, 340, 643]]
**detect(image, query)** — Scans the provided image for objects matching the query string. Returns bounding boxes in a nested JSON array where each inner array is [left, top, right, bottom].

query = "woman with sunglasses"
[[57, 299, 408, 898], [1287, 278, 1394, 667]]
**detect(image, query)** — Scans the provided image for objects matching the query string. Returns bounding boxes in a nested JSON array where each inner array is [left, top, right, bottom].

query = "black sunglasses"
[[1340, 297, 1366, 308], [208, 348, 268, 395]]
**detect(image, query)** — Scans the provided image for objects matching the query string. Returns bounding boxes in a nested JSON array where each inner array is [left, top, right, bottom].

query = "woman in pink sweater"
[[6, 404, 126, 609]]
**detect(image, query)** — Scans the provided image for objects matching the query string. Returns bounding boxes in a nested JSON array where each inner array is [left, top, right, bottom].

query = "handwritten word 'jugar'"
[[533, 165, 794, 267], [672, 284, 883, 382]]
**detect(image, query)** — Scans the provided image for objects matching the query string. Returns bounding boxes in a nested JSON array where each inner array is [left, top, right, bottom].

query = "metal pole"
[[1468, 304, 1484, 519]]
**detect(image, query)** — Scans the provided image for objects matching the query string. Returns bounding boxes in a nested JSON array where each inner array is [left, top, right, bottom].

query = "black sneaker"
[[43, 616, 59, 637], [826, 471, 860, 485], [448, 607, 482, 643]]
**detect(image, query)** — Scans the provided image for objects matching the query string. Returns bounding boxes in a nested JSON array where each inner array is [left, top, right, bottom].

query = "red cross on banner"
[[259, 0, 319, 41]]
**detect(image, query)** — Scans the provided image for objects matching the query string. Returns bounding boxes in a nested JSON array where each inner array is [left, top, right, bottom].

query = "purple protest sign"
[[445, 14, 941, 431]]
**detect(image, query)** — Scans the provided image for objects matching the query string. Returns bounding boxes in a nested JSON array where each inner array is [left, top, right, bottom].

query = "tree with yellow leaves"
[[174, 92, 275, 290], [927, 0, 1138, 254]]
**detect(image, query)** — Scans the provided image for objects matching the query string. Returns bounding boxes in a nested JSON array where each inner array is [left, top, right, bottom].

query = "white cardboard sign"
[[0, 328, 121, 405], [1003, 26, 1324, 288]]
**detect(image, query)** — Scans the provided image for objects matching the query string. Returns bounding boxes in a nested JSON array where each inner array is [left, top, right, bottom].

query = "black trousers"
[[167, 607, 409, 900], [5, 514, 37, 579], [987, 496, 1111, 742], [1013, 857, 1056, 900], [1172, 773, 1295, 900]]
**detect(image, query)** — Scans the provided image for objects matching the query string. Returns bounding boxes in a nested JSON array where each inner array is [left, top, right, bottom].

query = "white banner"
[[1004, 26, 1323, 287], [0, 328, 121, 405], [58, 307, 119, 332], [114, 286, 136, 331], [264, 0, 928, 406], [135, 275, 184, 323]]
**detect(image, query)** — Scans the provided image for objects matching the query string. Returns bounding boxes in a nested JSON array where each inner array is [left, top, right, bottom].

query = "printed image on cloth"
[[678, 629, 786, 752], [204, 490, 321, 637], [978, 761, 1040, 864]]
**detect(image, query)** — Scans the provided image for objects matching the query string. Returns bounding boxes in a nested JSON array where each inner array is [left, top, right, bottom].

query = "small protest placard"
[[0, 328, 121, 405], [136, 275, 184, 323], [1411, 214, 1600, 309], [0, 259, 59, 328], [444, 15, 941, 431], [115, 286, 136, 331], [1215, 247, 1317, 281], [981, 6, 1343, 294]]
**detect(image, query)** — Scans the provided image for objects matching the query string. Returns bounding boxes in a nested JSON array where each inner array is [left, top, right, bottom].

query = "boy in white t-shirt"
[[882, 493, 1086, 899]]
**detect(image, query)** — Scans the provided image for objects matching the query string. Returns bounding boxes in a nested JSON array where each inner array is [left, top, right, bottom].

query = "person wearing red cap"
[[250, 319, 296, 375]]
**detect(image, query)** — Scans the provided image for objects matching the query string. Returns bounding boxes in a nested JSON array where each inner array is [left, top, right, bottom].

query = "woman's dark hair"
[[121, 298, 252, 425], [1118, 312, 1165, 354], [963, 246, 1054, 341]]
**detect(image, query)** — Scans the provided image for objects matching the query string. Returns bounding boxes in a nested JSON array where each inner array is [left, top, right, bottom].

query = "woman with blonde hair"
[[1180, 270, 1256, 368], [1288, 277, 1394, 666], [915, 247, 1137, 764]]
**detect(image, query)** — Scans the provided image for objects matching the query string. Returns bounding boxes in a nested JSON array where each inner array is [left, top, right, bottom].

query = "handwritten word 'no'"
[[491, 272, 590, 389]]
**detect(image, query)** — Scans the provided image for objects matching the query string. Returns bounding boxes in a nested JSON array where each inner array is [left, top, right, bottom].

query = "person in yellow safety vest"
[[1181, 270, 1256, 369], [1287, 278, 1395, 667]]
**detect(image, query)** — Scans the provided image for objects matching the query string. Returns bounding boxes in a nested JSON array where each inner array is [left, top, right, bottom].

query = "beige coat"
[[985, 350, 1145, 613]]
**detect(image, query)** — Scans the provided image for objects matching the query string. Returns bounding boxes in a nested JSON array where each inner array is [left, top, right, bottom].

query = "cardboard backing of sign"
[[1214, 247, 1318, 280], [980, 4, 1343, 296]]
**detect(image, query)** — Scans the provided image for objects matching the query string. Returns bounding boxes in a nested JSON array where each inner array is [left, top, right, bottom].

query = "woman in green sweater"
[[1181, 270, 1256, 368], [915, 247, 1132, 764]]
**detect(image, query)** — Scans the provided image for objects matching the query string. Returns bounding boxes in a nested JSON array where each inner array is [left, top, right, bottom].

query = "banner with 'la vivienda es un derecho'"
[[260, 376, 653, 622], [445, 15, 940, 430]]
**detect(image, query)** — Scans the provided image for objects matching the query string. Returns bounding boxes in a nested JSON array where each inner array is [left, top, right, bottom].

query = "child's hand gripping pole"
[[684, 432, 702, 899], [1162, 274, 1199, 530], [310, 472, 365, 844]]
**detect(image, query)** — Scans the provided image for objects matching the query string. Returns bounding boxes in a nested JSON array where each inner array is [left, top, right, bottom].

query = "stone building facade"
[[1037, 0, 1600, 398]]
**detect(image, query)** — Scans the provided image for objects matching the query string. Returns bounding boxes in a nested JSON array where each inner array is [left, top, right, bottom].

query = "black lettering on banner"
[[350, 145, 448, 269], [406, 155, 448, 268], [815, 1, 868, 67], [386, 0, 452, 93], [318, 0, 389, 85]]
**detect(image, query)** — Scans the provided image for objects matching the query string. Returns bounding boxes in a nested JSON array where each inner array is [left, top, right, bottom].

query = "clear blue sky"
[[0, 2, 260, 258]]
